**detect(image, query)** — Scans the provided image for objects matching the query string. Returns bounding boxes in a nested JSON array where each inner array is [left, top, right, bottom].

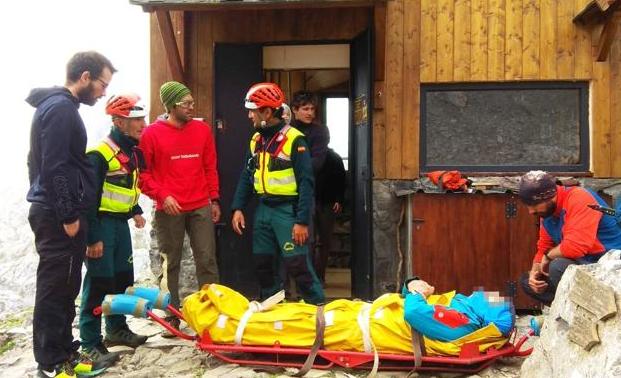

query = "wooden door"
[[411, 193, 512, 297], [411, 193, 540, 310], [214, 43, 263, 297], [350, 29, 374, 299]]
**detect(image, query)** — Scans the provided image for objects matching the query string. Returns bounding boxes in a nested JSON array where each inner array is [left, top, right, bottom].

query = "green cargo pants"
[[79, 216, 134, 349], [253, 202, 325, 304], [154, 205, 219, 308]]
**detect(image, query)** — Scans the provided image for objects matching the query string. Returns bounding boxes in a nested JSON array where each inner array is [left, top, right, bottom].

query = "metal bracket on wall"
[[505, 202, 517, 219]]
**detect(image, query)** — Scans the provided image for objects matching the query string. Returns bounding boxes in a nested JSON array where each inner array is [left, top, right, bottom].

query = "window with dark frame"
[[420, 82, 589, 173]]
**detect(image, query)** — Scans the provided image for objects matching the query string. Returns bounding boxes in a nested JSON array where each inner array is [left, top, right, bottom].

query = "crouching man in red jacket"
[[518, 170, 621, 306]]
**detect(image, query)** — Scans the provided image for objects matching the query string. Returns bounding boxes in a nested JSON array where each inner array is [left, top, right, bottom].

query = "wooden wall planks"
[[385, 0, 405, 179], [149, 0, 620, 179], [411, 0, 619, 178]]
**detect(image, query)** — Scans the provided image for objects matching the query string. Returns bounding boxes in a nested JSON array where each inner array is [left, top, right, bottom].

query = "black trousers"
[[519, 257, 585, 306], [28, 204, 86, 369]]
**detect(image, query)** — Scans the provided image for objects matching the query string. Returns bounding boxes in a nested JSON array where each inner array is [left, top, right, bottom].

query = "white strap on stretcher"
[[357, 303, 373, 353], [235, 308, 255, 345], [234, 290, 285, 345], [356, 303, 380, 377]]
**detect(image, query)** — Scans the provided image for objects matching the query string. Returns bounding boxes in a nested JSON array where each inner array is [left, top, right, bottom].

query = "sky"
[[0, 0, 150, 186]]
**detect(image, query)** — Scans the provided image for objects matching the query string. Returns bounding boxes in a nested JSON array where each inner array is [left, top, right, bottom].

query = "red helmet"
[[244, 82, 285, 109], [105, 93, 147, 118]]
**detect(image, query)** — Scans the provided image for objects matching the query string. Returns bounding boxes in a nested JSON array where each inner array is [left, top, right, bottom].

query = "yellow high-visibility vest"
[[88, 138, 140, 213], [249, 125, 303, 196]]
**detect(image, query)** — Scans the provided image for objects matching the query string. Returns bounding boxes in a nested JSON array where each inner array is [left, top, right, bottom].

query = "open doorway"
[[265, 67, 352, 299], [214, 34, 372, 299]]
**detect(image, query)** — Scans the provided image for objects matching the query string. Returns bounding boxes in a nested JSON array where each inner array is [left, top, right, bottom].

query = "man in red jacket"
[[518, 170, 621, 305], [139, 81, 221, 332]]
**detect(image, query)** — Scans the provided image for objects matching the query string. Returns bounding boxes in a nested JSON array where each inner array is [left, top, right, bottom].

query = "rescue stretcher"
[[96, 285, 534, 375]]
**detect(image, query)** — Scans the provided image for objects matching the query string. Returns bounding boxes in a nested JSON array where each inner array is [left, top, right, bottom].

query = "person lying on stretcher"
[[181, 280, 516, 357], [403, 277, 515, 342]]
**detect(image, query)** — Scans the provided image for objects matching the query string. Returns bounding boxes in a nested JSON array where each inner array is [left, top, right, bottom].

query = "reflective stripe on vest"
[[88, 138, 141, 213], [249, 126, 303, 196]]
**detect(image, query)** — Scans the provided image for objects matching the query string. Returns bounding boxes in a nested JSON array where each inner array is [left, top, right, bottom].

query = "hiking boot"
[[37, 361, 76, 378], [105, 325, 148, 348], [160, 316, 181, 338], [79, 343, 120, 373]]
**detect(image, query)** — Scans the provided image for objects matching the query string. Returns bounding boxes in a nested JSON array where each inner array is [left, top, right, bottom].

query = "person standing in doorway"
[[79, 93, 149, 363], [231, 82, 325, 304], [26, 51, 117, 378], [139, 81, 221, 333], [291, 91, 343, 283], [291, 91, 330, 174], [313, 148, 346, 282]]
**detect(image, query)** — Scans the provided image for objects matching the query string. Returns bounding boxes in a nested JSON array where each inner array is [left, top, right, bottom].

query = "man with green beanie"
[[139, 81, 221, 333], [79, 93, 149, 363]]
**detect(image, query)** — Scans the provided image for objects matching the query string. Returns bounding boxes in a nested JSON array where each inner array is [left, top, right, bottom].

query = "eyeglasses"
[[175, 100, 195, 108], [95, 78, 109, 90]]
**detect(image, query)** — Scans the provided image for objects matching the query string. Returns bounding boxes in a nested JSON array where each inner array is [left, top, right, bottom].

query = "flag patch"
[[297, 146, 306, 152]]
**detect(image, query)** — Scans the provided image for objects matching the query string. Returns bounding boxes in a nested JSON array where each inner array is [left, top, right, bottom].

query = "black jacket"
[[316, 148, 346, 205], [26, 87, 96, 223], [292, 120, 330, 174]]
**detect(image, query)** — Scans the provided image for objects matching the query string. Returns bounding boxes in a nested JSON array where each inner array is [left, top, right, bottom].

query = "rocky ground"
[[0, 188, 536, 377], [0, 307, 534, 378]]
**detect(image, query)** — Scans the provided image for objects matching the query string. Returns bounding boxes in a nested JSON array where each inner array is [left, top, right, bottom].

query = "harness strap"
[[233, 290, 285, 345], [410, 326, 425, 369], [292, 305, 325, 377], [234, 308, 254, 345], [355, 303, 379, 377]]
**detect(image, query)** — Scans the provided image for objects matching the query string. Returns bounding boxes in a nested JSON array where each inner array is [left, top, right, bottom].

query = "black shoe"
[[161, 316, 181, 338], [78, 343, 120, 371], [105, 325, 148, 348]]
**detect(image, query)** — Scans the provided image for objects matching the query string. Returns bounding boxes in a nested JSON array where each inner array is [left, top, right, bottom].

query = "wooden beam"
[[374, 2, 387, 81], [401, 0, 420, 178], [139, 1, 379, 12], [155, 10, 185, 82], [574, 0, 617, 25], [596, 10, 621, 61], [384, 0, 404, 178], [596, 0, 616, 11]]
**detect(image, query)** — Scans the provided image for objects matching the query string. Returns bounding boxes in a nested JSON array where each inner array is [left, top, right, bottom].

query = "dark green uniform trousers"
[[253, 202, 325, 304], [79, 216, 134, 349]]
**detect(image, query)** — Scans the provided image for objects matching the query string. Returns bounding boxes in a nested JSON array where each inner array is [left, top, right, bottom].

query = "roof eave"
[[129, 0, 381, 13]]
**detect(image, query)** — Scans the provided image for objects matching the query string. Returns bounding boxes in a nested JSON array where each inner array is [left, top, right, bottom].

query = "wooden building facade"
[[131, 0, 621, 308]]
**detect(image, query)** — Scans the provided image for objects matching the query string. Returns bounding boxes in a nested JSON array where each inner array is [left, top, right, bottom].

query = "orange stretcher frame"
[[148, 306, 534, 374]]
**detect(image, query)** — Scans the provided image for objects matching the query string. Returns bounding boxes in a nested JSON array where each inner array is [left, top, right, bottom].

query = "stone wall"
[[372, 180, 409, 296]]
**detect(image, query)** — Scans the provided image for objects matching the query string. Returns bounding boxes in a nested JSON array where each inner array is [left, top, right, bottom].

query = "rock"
[[520, 250, 621, 378]]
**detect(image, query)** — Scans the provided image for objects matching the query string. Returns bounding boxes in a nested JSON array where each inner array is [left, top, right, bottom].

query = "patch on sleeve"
[[433, 305, 470, 328], [297, 146, 306, 152]]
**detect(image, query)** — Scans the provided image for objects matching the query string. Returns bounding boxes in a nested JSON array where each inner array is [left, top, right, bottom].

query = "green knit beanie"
[[160, 81, 191, 110]]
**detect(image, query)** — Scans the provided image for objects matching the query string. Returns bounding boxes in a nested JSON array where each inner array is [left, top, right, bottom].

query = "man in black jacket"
[[26, 51, 116, 378], [313, 148, 346, 282], [291, 91, 346, 283]]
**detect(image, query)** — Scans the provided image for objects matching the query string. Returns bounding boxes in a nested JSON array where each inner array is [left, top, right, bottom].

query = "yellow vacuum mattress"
[[182, 284, 508, 356]]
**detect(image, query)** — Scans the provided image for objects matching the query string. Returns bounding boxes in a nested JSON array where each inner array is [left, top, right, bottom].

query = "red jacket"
[[139, 118, 219, 212], [533, 186, 621, 263]]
